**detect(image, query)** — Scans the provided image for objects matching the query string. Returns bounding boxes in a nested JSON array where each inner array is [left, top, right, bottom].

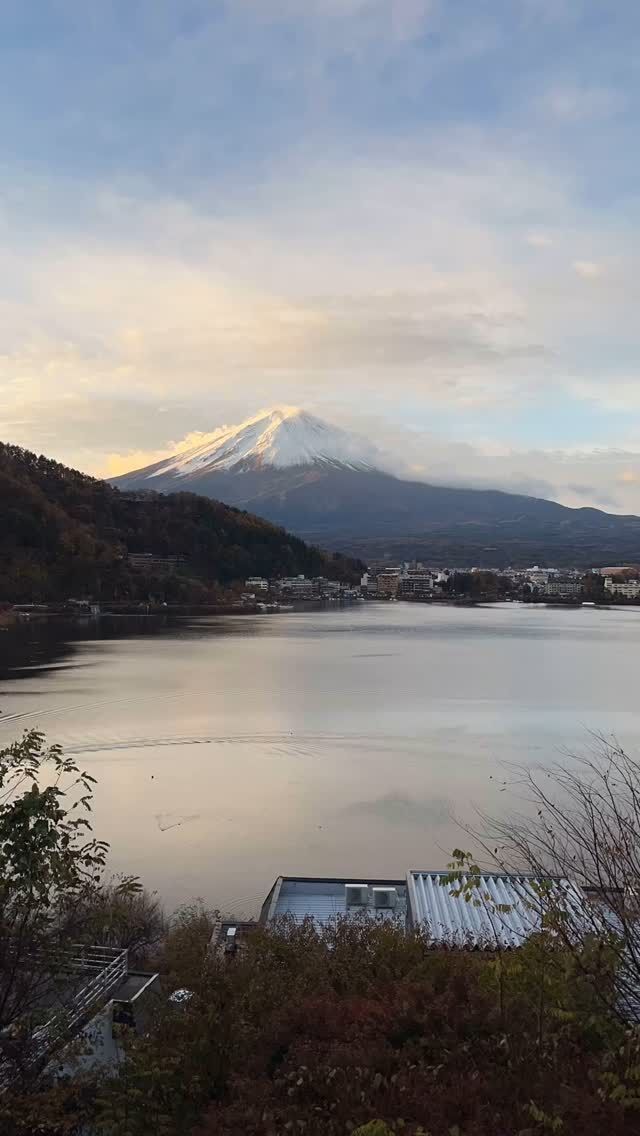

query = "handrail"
[[0, 946, 129, 1090]]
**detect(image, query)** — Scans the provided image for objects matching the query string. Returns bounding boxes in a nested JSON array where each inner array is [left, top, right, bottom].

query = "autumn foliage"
[[0, 442, 361, 602], [95, 912, 640, 1136]]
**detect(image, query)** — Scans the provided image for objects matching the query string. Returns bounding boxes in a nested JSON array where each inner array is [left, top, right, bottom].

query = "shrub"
[[92, 912, 639, 1136]]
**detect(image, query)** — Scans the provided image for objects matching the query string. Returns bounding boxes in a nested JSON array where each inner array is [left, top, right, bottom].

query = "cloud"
[[526, 231, 553, 248], [243, 0, 435, 44], [105, 432, 214, 477], [573, 260, 601, 278], [540, 84, 625, 122], [0, 138, 567, 458], [390, 0, 435, 43], [1, 123, 638, 492], [568, 377, 640, 412]]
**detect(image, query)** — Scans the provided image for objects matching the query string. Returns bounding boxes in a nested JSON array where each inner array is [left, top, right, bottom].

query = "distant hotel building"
[[398, 570, 436, 599], [127, 552, 186, 573], [544, 577, 583, 597], [279, 575, 314, 599], [604, 575, 640, 598], [245, 576, 269, 592], [376, 570, 401, 598]]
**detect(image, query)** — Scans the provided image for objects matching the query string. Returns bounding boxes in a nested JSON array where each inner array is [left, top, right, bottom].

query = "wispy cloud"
[[539, 83, 626, 122], [526, 231, 553, 248], [573, 259, 601, 278]]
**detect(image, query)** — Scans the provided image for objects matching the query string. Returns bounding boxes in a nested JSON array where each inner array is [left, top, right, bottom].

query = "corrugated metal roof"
[[408, 871, 586, 949]]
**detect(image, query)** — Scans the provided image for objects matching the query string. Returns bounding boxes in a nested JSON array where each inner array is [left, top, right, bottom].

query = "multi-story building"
[[312, 577, 342, 597], [604, 576, 640, 598], [544, 577, 582, 597], [128, 552, 186, 573], [376, 570, 401, 598], [278, 575, 314, 599], [245, 576, 269, 592], [526, 566, 550, 588], [397, 571, 435, 599]]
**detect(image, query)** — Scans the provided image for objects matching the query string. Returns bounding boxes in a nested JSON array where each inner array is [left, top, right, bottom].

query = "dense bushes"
[[94, 914, 640, 1136]]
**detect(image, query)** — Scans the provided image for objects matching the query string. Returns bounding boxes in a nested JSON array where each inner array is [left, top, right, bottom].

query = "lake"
[[1, 602, 639, 915]]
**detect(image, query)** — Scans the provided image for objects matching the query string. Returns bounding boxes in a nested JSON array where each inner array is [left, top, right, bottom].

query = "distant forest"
[[0, 443, 362, 603]]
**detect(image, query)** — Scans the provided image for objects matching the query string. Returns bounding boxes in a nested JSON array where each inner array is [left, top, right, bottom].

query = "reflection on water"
[[1, 603, 639, 914]]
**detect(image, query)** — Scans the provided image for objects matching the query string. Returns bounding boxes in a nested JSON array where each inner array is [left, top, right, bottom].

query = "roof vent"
[[345, 883, 369, 906], [371, 887, 398, 910]]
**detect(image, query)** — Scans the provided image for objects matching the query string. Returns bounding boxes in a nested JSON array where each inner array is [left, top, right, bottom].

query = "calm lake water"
[[1, 602, 639, 915]]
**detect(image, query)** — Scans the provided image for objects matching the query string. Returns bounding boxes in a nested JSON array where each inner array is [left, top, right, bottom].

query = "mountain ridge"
[[112, 407, 640, 568], [0, 441, 362, 603]]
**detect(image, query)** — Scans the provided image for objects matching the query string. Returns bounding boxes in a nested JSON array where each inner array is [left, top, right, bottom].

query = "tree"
[[581, 573, 606, 602], [470, 735, 640, 1023], [0, 441, 363, 604], [95, 902, 227, 1136], [74, 875, 165, 966], [0, 729, 108, 1086]]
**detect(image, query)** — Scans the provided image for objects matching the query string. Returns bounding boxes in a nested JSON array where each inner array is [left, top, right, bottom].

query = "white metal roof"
[[407, 871, 586, 949]]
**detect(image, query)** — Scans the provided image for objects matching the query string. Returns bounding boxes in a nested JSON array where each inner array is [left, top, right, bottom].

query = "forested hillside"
[[0, 443, 361, 602]]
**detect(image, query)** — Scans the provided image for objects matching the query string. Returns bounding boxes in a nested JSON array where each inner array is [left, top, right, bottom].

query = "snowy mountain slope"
[[144, 406, 378, 478], [112, 405, 640, 567]]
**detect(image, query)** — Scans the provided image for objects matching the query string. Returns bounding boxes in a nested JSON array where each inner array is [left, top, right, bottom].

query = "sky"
[[1, 0, 640, 511]]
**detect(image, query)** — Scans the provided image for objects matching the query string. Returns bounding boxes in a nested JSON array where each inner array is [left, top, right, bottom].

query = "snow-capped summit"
[[112, 404, 640, 568], [146, 405, 378, 479]]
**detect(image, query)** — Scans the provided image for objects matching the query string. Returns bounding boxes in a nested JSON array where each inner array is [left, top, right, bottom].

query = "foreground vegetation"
[[9, 909, 640, 1136], [0, 443, 361, 603], [2, 729, 640, 1135], [93, 912, 639, 1136]]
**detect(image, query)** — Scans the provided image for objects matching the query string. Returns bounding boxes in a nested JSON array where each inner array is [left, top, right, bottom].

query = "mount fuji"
[[113, 406, 640, 567], [134, 406, 379, 477]]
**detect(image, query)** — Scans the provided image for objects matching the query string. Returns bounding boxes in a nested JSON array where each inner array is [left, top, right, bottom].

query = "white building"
[[604, 576, 640, 598], [279, 575, 314, 599], [313, 577, 342, 597], [245, 577, 269, 592], [526, 567, 550, 588]]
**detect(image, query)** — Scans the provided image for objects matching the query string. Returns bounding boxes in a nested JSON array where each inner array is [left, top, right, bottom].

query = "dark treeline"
[[0, 444, 362, 603]]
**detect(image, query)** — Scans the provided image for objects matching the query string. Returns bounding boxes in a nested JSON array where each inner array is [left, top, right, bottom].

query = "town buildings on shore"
[[243, 574, 361, 603], [239, 560, 640, 608], [359, 561, 640, 602], [12, 561, 640, 621]]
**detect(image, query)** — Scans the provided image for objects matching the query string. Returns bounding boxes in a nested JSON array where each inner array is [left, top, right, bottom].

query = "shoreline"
[[5, 597, 638, 629]]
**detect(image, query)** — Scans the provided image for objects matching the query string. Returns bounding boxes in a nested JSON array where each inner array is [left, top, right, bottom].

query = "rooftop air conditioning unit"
[[371, 887, 398, 910], [345, 883, 369, 907]]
